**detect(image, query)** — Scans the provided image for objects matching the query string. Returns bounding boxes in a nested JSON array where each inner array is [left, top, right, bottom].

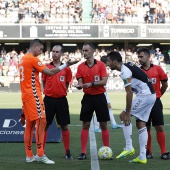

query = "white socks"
[[93, 114, 100, 129], [93, 108, 117, 129], [121, 121, 133, 150], [109, 108, 116, 125], [138, 127, 147, 160], [122, 121, 147, 160]]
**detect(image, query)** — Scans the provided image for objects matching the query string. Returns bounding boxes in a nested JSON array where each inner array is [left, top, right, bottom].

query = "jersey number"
[[19, 66, 24, 81]]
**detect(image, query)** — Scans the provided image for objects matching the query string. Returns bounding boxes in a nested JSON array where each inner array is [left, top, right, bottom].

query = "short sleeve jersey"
[[140, 64, 168, 98], [121, 62, 155, 95], [76, 59, 107, 95], [18, 53, 46, 102], [42, 62, 72, 98]]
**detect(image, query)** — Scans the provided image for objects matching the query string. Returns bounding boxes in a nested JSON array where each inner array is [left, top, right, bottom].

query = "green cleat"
[[129, 157, 147, 164], [116, 148, 135, 159]]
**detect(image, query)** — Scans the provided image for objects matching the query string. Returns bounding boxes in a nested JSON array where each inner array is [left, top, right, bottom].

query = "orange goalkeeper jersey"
[[18, 53, 46, 102]]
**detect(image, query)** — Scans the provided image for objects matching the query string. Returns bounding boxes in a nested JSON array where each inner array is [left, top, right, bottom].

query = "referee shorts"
[[44, 95, 70, 126], [146, 98, 164, 126], [80, 93, 110, 122]]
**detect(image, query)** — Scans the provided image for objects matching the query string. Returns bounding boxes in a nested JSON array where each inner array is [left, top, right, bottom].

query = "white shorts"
[[125, 94, 156, 122]]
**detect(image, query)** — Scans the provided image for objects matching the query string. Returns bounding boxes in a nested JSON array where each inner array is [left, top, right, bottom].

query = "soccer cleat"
[[94, 128, 101, 133], [161, 152, 170, 160], [36, 154, 55, 164], [112, 124, 122, 129], [64, 149, 73, 159], [26, 155, 36, 163], [116, 148, 135, 159], [78, 153, 87, 160], [146, 149, 153, 159], [129, 157, 147, 164]]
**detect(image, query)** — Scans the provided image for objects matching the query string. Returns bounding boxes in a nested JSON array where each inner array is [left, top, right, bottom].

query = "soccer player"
[[93, 55, 122, 132], [107, 51, 156, 164], [137, 47, 170, 160], [42, 45, 73, 159], [75, 43, 110, 160], [18, 39, 78, 164]]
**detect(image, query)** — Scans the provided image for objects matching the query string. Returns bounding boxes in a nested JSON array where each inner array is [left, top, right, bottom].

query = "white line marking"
[[69, 124, 170, 127], [89, 121, 100, 170]]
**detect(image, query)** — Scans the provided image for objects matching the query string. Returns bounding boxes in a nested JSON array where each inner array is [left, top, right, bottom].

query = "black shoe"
[[64, 149, 73, 159], [146, 149, 153, 159], [161, 152, 170, 160], [78, 153, 86, 160]]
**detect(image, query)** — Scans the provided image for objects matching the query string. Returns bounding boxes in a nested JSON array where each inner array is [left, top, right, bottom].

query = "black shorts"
[[80, 93, 110, 122], [44, 95, 70, 126], [146, 98, 164, 126]]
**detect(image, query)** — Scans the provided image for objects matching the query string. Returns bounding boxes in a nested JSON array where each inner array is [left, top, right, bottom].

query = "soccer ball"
[[98, 146, 113, 160]]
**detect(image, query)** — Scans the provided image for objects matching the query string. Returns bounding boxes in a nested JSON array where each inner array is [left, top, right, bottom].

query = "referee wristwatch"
[[91, 82, 95, 86]]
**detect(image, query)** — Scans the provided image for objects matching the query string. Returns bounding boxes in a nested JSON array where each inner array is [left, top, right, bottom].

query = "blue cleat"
[[94, 128, 101, 133], [112, 124, 122, 129]]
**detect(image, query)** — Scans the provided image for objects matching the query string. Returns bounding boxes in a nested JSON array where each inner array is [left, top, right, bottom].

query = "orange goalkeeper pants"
[[24, 118, 46, 157]]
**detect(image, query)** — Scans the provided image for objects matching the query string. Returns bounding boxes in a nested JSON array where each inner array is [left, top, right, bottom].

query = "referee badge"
[[60, 76, 65, 82], [151, 78, 156, 84], [94, 76, 100, 81]]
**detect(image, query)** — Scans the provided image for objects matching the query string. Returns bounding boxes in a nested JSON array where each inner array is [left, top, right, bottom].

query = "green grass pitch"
[[0, 92, 170, 170]]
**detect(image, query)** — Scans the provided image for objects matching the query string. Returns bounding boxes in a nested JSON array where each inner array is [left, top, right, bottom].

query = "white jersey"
[[121, 62, 155, 95]]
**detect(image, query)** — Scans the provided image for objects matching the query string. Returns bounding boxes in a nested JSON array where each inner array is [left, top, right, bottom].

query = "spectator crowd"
[[0, 46, 168, 86], [0, 0, 83, 24], [0, 0, 170, 24], [92, 0, 170, 24]]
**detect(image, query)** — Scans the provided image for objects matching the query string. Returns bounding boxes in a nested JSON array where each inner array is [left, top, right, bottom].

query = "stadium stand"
[[0, 44, 168, 86], [0, 0, 169, 24], [0, 0, 170, 86], [92, 0, 170, 24]]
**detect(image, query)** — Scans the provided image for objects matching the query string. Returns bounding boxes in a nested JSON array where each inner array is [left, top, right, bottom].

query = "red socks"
[[157, 131, 166, 154], [102, 129, 110, 147], [80, 129, 89, 154], [147, 130, 152, 153], [147, 131, 166, 154], [62, 130, 70, 153]]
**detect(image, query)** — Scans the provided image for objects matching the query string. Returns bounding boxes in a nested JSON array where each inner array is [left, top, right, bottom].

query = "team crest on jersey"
[[94, 76, 100, 82], [151, 78, 156, 84], [38, 62, 42, 66], [60, 76, 65, 82]]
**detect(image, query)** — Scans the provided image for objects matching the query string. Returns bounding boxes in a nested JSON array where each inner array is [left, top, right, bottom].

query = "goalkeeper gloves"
[[20, 107, 25, 126]]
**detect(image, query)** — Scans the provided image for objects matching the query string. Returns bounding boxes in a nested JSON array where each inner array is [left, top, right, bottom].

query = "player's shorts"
[[80, 93, 110, 122], [23, 96, 46, 121], [44, 95, 70, 126], [146, 98, 164, 126], [129, 93, 156, 122]]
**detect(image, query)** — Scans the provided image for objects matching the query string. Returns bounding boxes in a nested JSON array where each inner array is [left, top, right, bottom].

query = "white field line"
[[89, 120, 100, 170], [69, 124, 170, 127]]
